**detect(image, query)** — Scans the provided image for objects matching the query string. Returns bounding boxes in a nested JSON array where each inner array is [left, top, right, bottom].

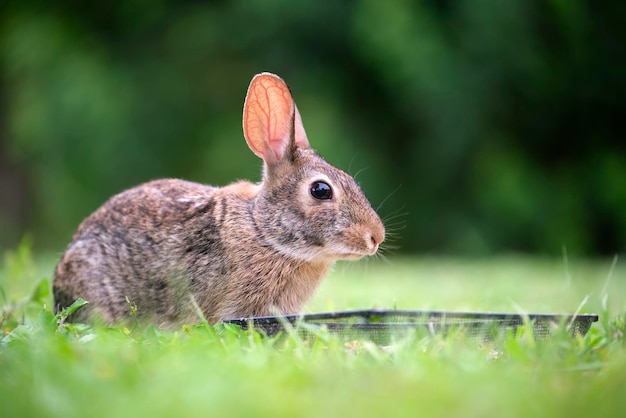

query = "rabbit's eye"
[[310, 181, 333, 200]]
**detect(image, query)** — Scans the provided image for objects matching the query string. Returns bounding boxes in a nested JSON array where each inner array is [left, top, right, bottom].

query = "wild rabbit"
[[53, 72, 385, 326]]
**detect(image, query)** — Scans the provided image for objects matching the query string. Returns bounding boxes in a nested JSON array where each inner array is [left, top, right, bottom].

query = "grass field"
[[2, 243, 626, 418]]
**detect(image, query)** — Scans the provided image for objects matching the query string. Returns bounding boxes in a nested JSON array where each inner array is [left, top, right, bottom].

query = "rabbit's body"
[[53, 73, 384, 326], [54, 178, 332, 325]]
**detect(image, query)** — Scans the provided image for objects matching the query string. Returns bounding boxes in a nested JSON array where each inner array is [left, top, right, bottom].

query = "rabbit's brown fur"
[[53, 73, 384, 326]]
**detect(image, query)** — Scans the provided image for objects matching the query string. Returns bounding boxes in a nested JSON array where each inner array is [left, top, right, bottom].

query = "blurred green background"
[[1, 0, 624, 256]]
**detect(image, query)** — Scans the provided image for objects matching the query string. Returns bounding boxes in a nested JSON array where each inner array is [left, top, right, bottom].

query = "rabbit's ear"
[[243, 73, 310, 164]]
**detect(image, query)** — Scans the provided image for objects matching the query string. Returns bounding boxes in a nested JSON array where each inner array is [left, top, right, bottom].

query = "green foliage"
[[2, 246, 626, 417], [1, 1, 625, 255], [0, 237, 50, 330]]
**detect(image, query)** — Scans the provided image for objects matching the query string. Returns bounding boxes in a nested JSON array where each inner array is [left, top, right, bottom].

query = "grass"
[[1, 241, 626, 418]]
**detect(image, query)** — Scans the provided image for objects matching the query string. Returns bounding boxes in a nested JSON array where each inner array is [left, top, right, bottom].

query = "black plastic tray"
[[224, 309, 599, 341]]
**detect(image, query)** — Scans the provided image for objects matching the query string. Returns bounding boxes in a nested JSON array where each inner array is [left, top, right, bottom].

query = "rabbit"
[[52, 72, 385, 327]]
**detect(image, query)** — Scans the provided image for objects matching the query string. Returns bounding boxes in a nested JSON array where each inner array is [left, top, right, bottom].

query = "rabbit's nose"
[[368, 227, 385, 252]]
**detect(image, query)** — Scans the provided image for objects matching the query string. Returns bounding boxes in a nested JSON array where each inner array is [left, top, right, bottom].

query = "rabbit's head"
[[243, 73, 385, 263]]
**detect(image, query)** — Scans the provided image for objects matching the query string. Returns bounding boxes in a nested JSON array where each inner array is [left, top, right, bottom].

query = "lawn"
[[1, 243, 625, 418]]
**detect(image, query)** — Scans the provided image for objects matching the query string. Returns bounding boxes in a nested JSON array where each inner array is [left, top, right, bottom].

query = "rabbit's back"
[[53, 179, 231, 324]]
